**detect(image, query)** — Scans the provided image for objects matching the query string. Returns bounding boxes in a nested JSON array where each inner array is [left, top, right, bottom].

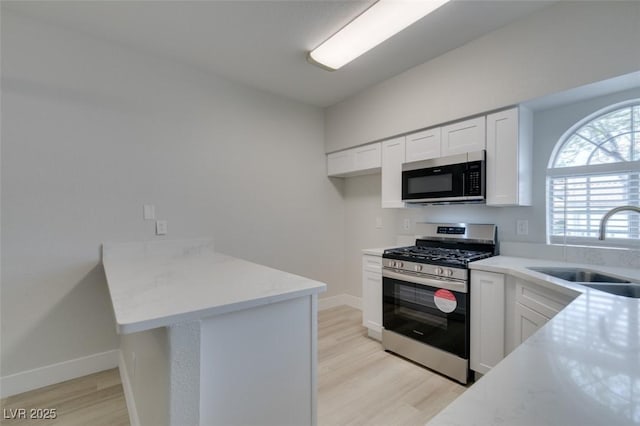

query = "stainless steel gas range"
[[382, 223, 498, 384]]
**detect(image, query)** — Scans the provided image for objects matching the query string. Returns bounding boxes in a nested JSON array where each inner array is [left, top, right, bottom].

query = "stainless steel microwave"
[[401, 150, 485, 204]]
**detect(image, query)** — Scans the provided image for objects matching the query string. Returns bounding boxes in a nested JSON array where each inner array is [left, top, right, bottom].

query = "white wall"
[[343, 175, 398, 297], [1, 11, 345, 379], [326, 1, 640, 152], [343, 88, 640, 298]]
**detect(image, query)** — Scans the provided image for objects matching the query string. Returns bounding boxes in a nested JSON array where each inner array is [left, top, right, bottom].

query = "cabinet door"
[[327, 149, 355, 177], [327, 143, 382, 177], [405, 128, 441, 162], [486, 108, 532, 206], [514, 278, 576, 319], [441, 116, 486, 156], [354, 142, 382, 172], [486, 108, 518, 205], [514, 302, 549, 345], [362, 269, 382, 337], [381, 136, 406, 208], [470, 270, 505, 374]]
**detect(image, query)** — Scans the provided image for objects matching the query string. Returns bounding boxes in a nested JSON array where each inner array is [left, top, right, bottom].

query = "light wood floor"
[[0, 369, 129, 425], [1, 305, 465, 425], [318, 305, 465, 425]]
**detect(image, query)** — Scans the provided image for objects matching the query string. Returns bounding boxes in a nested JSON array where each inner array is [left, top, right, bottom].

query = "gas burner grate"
[[383, 245, 494, 267]]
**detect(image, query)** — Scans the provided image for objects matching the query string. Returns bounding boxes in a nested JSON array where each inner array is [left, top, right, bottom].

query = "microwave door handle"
[[462, 171, 465, 196]]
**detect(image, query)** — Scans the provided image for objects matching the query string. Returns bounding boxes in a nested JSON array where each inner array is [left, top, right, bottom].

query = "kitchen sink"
[[528, 267, 640, 298], [580, 283, 640, 298], [527, 267, 631, 283]]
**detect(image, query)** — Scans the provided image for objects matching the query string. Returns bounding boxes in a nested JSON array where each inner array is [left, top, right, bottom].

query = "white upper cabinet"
[[354, 143, 382, 171], [405, 128, 441, 162], [327, 150, 355, 176], [441, 116, 486, 156], [486, 107, 532, 206], [327, 142, 381, 177], [381, 136, 406, 208], [328, 107, 533, 209]]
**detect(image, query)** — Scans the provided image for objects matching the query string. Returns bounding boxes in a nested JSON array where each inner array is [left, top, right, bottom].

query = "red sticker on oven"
[[434, 289, 457, 313]]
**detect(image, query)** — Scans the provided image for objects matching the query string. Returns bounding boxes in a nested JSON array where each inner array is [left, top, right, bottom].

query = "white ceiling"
[[2, 1, 555, 107]]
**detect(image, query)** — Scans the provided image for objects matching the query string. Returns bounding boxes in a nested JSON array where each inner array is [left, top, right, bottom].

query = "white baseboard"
[[318, 294, 362, 311], [118, 351, 140, 426], [0, 350, 119, 399]]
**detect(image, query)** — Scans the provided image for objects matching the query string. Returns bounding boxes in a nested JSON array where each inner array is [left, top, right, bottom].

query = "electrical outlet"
[[143, 204, 156, 220], [375, 217, 383, 229], [403, 218, 411, 231], [156, 220, 168, 235], [516, 219, 529, 236]]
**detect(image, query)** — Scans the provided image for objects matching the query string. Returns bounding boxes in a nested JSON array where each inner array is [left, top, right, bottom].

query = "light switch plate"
[[403, 218, 411, 231], [143, 204, 156, 220], [156, 220, 168, 235], [376, 217, 383, 229]]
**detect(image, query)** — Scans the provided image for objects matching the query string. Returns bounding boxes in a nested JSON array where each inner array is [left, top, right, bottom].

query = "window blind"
[[548, 171, 640, 242]]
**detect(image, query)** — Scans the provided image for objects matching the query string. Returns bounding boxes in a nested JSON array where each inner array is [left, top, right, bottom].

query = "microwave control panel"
[[465, 161, 483, 196]]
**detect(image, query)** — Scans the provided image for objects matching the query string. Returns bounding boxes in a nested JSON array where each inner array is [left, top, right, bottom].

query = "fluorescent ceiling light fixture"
[[308, 0, 451, 71]]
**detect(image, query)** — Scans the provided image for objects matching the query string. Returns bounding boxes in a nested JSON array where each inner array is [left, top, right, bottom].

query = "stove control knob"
[[389, 261, 396, 268], [414, 265, 423, 272], [397, 262, 404, 268], [435, 267, 444, 275], [445, 269, 453, 277]]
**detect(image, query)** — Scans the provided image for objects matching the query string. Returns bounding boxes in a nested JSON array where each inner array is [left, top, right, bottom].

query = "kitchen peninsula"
[[102, 239, 326, 426]]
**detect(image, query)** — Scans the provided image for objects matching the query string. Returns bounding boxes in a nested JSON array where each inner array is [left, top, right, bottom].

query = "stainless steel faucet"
[[598, 205, 640, 240]]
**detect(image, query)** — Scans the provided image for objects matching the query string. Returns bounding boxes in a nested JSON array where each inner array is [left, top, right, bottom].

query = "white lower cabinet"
[[362, 254, 383, 340], [514, 302, 549, 345], [471, 272, 578, 375], [470, 270, 505, 374], [511, 278, 576, 347]]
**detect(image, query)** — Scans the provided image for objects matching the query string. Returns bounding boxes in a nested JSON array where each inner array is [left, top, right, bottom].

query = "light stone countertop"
[[362, 244, 409, 256], [102, 239, 326, 334], [428, 255, 640, 426]]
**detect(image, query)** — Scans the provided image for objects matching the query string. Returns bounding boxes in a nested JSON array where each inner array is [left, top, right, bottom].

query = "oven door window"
[[402, 162, 466, 200], [383, 277, 468, 358]]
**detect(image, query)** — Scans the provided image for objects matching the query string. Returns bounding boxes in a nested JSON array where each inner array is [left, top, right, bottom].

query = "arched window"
[[547, 100, 640, 246]]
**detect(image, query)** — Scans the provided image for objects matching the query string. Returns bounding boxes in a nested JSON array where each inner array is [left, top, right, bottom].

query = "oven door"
[[382, 274, 468, 358]]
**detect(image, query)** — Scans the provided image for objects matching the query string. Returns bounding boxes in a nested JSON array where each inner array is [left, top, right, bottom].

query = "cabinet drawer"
[[362, 255, 382, 272], [515, 279, 575, 319]]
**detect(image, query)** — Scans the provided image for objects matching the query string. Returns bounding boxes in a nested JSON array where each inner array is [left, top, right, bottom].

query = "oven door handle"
[[382, 269, 468, 293]]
